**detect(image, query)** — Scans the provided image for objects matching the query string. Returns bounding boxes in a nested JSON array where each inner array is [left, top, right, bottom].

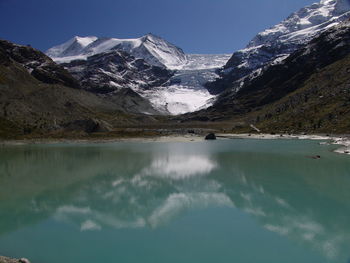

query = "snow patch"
[[141, 86, 215, 115], [46, 34, 187, 68]]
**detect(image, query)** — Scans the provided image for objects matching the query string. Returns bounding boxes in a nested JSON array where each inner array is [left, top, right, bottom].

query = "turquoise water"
[[0, 139, 349, 263]]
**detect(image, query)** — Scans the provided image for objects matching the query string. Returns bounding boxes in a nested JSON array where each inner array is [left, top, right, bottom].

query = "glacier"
[[141, 54, 231, 115]]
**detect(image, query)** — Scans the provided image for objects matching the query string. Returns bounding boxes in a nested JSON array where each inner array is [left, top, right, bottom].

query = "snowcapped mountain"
[[61, 49, 173, 96], [46, 36, 98, 58], [197, 19, 350, 128], [47, 35, 231, 115], [208, 0, 350, 94], [46, 34, 187, 69], [247, 0, 350, 48]]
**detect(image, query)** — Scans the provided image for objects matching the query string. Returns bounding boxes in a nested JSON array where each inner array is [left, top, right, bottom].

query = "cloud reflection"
[[80, 220, 101, 232], [148, 193, 233, 227], [140, 154, 217, 179]]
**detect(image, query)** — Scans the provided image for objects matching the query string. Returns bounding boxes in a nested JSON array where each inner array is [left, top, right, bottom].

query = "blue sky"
[[0, 0, 316, 54]]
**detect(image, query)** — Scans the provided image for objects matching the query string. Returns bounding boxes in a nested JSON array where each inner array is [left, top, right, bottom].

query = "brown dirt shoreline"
[[0, 132, 349, 155]]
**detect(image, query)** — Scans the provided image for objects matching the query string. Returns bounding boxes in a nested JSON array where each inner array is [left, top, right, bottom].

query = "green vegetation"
[[247, 54, 350, 134]]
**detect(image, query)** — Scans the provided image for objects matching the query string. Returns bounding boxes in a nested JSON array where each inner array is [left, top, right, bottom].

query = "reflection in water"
[[0, 141, 350, 262], [148, 192, 232, 227], [141, 154, 217, 179], [51, 146, 225, 229], [229, 172, 348, 261]]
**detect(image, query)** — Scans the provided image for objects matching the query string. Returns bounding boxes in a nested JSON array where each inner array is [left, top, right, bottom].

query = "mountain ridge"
[[181, 19, 350, 133], [207, 0, 350, 95], [46, 33, 188, 69], [46, 34, 231, 115], [1, 0, 350, 138]]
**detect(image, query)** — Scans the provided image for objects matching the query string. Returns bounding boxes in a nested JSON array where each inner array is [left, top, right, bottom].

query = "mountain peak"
[[142, 33, 164, 42], [246, 0, 350, 49], [144, 32, 158, 37], [46, 34, 187, 68], [72, 36, 98, 46], [46, 36, 98, 58]]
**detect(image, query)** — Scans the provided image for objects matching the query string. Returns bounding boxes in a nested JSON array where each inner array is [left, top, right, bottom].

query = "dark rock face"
[[206, 44, 293, 95], [63, 118, 113, 133], [0, 40, 170, 115], [0, 39, 165, 138], [62, 50, 173, 94], [61, 50, 169, 115], [106, 88, 162, 115], [205, 133, 216, 140], [0, 39, 80, 89]]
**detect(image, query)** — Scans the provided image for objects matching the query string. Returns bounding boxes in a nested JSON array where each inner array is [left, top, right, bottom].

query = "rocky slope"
[[0, 39, 80, 89], [0, 39, 161, 138], [61, 49, 173, 97], [207, 0, 350, 94], [249, 53, 350, 134]]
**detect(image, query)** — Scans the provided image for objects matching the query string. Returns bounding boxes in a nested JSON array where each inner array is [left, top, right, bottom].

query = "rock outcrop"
[[205, 133, 216, 140], [62, 49, 173, 94]]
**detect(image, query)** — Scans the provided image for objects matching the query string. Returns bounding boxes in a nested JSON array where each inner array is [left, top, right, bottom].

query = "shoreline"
[[0, 256, 29, 263], [0, 133, 349, 155], [0, 134, 204, 146], [216, 133, 350, 155]]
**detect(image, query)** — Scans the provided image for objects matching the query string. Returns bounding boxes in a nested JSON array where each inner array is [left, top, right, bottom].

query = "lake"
[[0, 139, 349, 263]]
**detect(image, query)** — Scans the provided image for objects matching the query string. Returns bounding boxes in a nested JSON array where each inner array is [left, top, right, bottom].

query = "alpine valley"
[[1, 0, 350, 138]]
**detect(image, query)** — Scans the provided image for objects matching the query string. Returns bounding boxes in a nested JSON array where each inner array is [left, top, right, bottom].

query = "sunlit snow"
[[47, 34, 187, 68], [140, 54, 231, 115], [46, 35, 231, 115], [141, 85, 215, 115]]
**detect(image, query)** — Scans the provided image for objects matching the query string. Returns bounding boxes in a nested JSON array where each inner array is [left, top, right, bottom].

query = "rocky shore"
[[215, 133, 350, 155], [1, 132, 349, 155], [0, 257, 30, 263]]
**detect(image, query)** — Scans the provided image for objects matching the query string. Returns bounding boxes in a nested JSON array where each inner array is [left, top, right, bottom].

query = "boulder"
[[205, 133, 216, 140]]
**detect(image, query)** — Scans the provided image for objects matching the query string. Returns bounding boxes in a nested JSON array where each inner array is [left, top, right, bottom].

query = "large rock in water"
[[205, 133, 216, 140]]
